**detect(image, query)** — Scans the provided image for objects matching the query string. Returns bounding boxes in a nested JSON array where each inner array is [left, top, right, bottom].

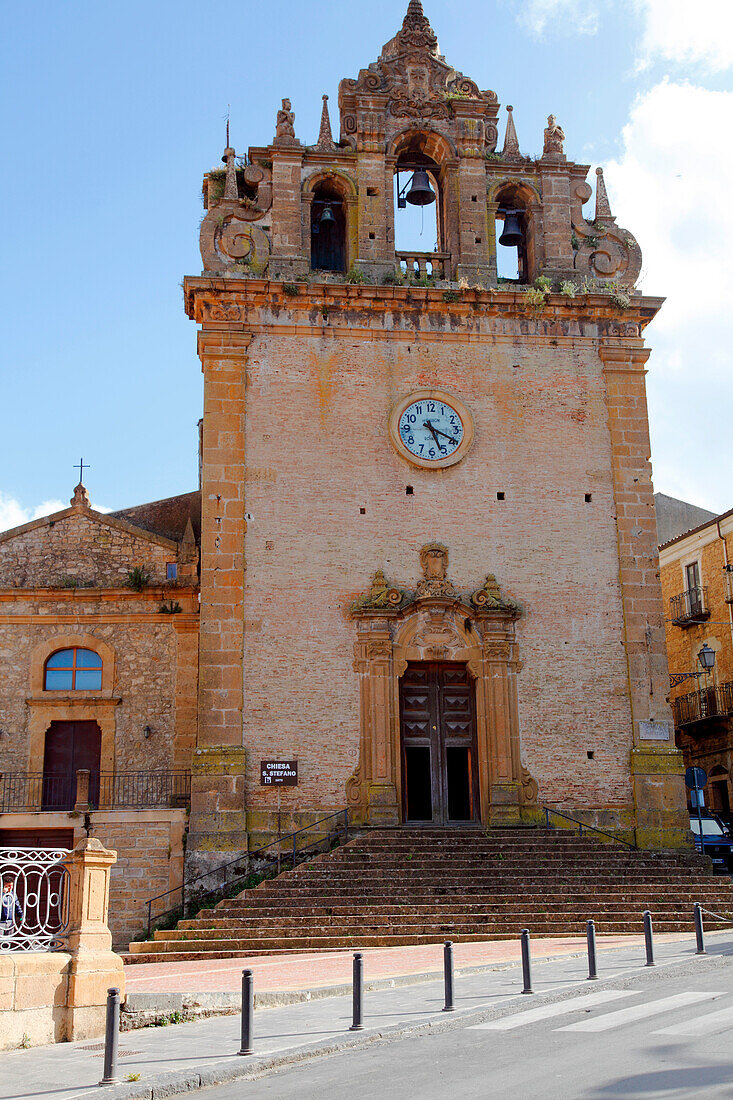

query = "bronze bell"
[[499, 210, 523, 247], [320, 204, 336, 226], [406, 168, 436, 207]]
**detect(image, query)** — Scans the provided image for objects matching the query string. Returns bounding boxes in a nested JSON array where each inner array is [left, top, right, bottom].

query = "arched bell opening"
[[310, 181, 347, 273], [393, 146, 445, 279], [494, 184, 534, 285]]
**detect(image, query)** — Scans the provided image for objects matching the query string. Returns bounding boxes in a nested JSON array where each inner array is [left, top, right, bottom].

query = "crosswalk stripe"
[[558, 992, 722, 1033], [653, 1000, 733, 1037], [468, 990, 635, 1031]]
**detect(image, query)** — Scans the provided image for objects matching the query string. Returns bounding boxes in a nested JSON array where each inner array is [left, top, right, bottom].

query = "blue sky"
[[1, 0, 732, 526]]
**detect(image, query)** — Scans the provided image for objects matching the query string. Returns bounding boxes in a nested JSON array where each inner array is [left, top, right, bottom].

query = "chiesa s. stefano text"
[[0, 3, 688, 939]]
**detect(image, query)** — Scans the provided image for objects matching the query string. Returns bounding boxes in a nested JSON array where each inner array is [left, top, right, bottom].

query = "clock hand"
[[433, 426, 460, 445], [423, 420, 446, 453]]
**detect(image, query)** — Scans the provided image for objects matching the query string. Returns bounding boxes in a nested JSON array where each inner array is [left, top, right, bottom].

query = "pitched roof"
[[110, 491, 201, 545], [655, 493, 718, 548]]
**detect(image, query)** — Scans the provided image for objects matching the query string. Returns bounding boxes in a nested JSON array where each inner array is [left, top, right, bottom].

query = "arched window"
[[310, 182, 346, 273], [44, 648, 102, 691], [494, 185, 533, 285]]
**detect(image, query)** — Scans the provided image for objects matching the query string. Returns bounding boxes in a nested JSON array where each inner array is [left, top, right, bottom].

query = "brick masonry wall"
[[233, 324, 635, 815], [0, 511, 175, 588]]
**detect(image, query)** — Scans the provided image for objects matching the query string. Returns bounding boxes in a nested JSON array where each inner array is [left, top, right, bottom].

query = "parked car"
[[689, 810, 733, 873]]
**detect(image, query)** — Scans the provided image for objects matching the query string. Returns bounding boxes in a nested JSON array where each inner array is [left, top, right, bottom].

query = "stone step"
[[130, 825, 733, 961]]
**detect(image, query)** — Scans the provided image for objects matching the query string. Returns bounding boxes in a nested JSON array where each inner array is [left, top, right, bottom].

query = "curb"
[[79, 946, 732, 1099]]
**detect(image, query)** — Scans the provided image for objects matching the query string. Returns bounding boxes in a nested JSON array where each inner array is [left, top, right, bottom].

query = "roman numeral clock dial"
[[388, 390, 474, 469]]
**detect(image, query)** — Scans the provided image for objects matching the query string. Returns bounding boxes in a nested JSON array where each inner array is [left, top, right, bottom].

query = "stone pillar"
[[600, 343, 688, 848], [539, 164, 575, 279], [74, 769, 90, 812], [187, 327, 250, 873], [64, 838, 124, 1041], [270, 148, 308, 278], [454, 155, 492, 283]]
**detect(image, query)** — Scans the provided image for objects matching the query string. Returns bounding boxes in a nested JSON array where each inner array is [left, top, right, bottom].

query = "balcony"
[[672, 683, 733, 728], [0, 770, 191, 814], [396, 251, 451, 281], [669, 586, 710, 627]]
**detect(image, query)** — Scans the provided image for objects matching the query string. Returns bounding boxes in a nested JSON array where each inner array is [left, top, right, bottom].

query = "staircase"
[[126, 827, 733, 963]]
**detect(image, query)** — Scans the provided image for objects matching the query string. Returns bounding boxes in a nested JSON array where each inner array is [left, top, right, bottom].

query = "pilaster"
[[600, 343, 688, 847]]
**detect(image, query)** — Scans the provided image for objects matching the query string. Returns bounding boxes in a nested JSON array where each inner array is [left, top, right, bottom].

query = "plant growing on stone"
[[442, 289, 460, 303], [571, 232, 580, 252], [125, 1074, 141, 1082], [282, 283, 299, 296], [534, 275, 552, 293], [159, 600, 182, 614], [524, 286, 548, 316], [559, 280, 576, 298], [125, 566, 150, 592], [346, 266, 370, 285]]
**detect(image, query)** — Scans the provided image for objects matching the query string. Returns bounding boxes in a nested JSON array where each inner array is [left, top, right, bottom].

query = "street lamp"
[[669, 644, 716, 688]]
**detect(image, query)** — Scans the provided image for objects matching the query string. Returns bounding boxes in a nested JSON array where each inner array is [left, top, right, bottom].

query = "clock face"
[[398, 398, 464, 462]]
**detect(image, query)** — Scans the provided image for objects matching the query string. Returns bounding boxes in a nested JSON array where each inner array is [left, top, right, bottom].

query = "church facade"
[[184, 1, 685, 868], [0, 3, 689, 944]]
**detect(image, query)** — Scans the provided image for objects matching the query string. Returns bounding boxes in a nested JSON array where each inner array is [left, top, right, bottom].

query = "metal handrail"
[[670, 586, 709, 624], [145, 808, 350, 937], [543, 806, 637, 850]]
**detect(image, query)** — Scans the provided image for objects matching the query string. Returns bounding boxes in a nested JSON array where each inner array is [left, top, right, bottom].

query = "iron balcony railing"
[[0, 771, 191, 813], [672, 683, 733, 728], [670, 586, 710, 626], [0, 847, 70, 952]]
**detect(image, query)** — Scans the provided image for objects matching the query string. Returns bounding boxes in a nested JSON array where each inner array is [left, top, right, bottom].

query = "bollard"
[[238, 969, 254, 1055], [443, 941, 455, 1012], [586, 919, 598, 980], [350, 952, 364, 1030], [98, 988, 120, 1086], [643, 910, 655, 967], [520, 928, 533, 994], [694, 903, 706, 955]]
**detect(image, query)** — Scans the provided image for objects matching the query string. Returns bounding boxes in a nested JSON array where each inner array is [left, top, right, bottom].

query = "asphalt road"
[[205, 958, 733, 1099]]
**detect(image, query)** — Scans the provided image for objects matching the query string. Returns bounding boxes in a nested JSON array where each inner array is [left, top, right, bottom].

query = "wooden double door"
[[42, 721, 101, 810], [399, 662, 480, 824]]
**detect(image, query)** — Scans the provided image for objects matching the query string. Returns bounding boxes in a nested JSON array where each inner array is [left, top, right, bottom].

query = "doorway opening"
[[399, 662, 479, 824], [42, 720, 102, 810]]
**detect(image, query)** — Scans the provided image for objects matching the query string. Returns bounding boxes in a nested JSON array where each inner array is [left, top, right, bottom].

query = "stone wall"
[[0, 510, 176, 589], [0, 592, 198, 773]]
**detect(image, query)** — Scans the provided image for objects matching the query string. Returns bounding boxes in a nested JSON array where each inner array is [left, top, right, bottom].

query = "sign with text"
[[260, 760, 298, 787]]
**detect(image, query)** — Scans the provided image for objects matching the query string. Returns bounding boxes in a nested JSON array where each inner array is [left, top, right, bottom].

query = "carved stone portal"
[[348, 546, 534, 826]]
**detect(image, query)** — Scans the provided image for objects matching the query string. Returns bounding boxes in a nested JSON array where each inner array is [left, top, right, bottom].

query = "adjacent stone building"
[[0, 485, 199, 946], [659, 503, 733, 821]]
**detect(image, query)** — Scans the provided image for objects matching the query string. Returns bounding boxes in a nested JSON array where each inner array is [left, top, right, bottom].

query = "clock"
[[388, 390, 474, 469]]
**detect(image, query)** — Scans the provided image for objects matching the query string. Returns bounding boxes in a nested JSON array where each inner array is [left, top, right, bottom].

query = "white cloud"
[[0, 494, 110, 533], [605, 80, 733, 512], [517, 0, 600, 37], [635, 0, 733, 72]]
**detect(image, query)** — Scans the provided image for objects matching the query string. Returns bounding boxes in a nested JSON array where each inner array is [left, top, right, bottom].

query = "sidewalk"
[[122, 932, 701, 1017], [3, 930, 732, 1100]]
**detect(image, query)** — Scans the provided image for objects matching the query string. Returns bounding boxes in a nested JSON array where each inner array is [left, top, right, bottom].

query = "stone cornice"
[[184, 276, 664, 338], [0, 586, 199, 603]]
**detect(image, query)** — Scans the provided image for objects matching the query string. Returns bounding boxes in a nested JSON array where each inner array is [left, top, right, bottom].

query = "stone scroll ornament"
[[571, 168, 642, 289], [199, 146, 273, 275]]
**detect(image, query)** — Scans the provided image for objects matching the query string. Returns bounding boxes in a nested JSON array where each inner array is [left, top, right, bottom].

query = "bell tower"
[[185, 2, 685, 873]]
